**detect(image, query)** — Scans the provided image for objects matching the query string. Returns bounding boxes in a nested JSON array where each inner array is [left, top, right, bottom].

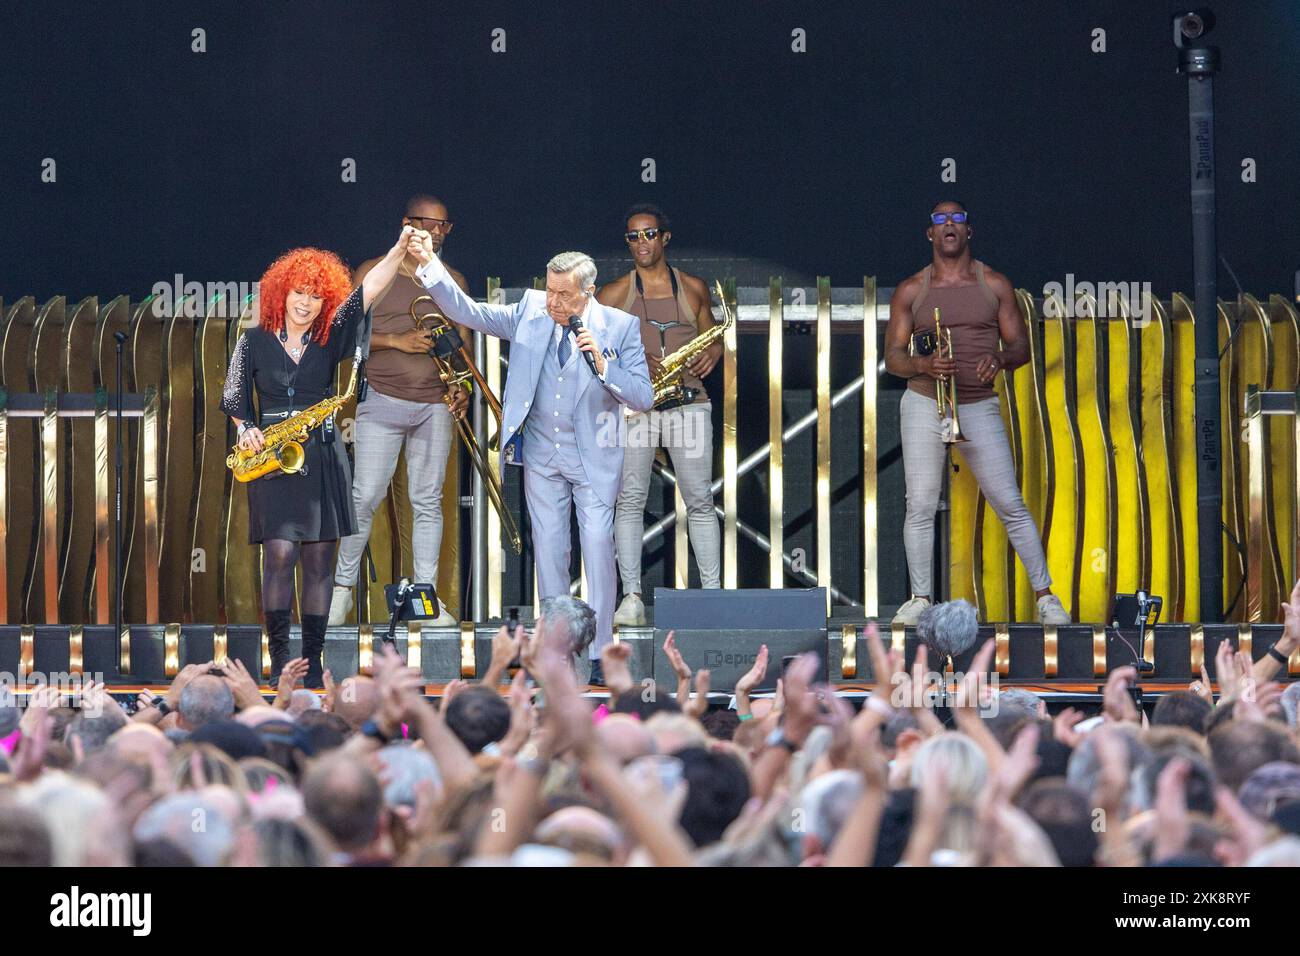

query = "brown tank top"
[[907, 260, 1001, 404], [620, 266, 707, 403], [365, 267, 447, 403]]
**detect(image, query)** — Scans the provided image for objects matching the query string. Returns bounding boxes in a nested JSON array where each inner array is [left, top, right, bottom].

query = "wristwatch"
[[518, 755, 550, 777], [360, 718, 392, 744], [765, 727, 799, 753]]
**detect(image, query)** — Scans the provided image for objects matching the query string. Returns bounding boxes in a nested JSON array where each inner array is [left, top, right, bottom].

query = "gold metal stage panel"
[[0, 287, 1296, 626], [950, 291, 1298, 625]]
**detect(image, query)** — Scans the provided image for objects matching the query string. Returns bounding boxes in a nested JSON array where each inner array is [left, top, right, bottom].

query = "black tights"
[[262, 539, 336, 617]]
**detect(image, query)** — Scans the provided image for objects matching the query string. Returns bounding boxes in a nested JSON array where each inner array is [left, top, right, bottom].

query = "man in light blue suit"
[[406, 232, 653, 680]]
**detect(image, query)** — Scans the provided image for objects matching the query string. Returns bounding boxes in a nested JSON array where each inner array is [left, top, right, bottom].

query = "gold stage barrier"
[[2, 286, 1296, 626], [949, 291, 1300, 624], [0, 293, 459, 626], [575, 278, 875, 608]]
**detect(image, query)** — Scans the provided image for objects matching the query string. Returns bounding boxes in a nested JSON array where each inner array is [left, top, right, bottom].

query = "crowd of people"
[[3, 587, 1300, 868]]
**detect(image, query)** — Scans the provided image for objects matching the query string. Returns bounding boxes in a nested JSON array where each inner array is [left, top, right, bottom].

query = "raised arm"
[[357, 257, 472, 355], [407, 229, 522, 340], [358, 226, 415, 315], [1255, 577, 1300, 683]]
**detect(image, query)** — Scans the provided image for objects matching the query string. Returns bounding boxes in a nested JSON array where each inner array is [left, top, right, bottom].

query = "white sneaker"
[[1037, 594, 1071, 625], [613, 593, 646, 626], [327, 586, 353, 626], [892, 596, 931, 626], [431, 606, 457, 627]]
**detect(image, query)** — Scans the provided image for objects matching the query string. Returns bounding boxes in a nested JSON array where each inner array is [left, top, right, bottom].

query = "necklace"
[[281, 326, 309, 362]]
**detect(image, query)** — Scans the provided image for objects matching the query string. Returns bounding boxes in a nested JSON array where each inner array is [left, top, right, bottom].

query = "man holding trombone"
[[884, 200, 1070, 627], [328, 195, 468, 627]]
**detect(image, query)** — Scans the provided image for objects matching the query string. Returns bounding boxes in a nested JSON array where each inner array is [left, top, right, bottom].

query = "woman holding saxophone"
[[221, 228, 414, 686]]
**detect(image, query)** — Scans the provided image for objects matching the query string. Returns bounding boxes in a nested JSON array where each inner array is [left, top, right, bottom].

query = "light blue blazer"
[[415, 257, 654, 506]]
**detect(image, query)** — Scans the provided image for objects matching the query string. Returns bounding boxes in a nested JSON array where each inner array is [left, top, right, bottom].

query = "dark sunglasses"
[[405, 216, 454, 232], [625, 228, 662, 243], [930, 212, 968, 225]]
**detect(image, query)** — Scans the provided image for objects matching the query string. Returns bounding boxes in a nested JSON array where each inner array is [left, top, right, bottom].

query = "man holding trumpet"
[[884, 200, 1070, 627]]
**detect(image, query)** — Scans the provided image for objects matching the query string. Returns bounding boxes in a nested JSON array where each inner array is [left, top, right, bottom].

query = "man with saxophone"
[[328, 195, 468, 627], [405, 229, 653, 685], [597, 204, 723, 627], [885, 200, 1070, 627]]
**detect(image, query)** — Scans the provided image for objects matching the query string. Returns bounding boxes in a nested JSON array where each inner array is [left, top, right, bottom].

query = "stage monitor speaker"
[[0, 627, 25, 678], [652, 588, 827, 693]]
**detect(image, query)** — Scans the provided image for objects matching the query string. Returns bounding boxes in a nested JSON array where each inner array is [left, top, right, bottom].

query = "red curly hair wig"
[[257, 247, 353, 345]]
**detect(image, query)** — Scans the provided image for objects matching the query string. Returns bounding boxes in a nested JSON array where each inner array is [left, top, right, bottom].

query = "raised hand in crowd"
[[663, 630, 693, 705], [1101, 665, 1141, 725], [222, 657, 266, 711], [481, 624, 522, 687], [274, 658, 311, 709], [734, 643, 769, 718], [600, 641, 635, 698]]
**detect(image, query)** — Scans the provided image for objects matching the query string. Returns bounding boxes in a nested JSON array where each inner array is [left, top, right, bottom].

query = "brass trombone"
[[932, 307, 966, 444], [410, 295, 523, 553]]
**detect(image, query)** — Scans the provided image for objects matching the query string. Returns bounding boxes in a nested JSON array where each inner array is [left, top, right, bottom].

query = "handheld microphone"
[[395, 576, 412, 603], [567, 315, 600, 377]]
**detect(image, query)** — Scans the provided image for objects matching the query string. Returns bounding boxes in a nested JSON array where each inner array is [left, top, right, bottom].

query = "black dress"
[[221, 286, 369, 543]]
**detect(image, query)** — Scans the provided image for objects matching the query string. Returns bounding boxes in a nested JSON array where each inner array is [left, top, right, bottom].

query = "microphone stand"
[[384, 599, 402, 648], [1133, 592, 1159, 675], [385, 581, 411, 650], [113, 331, 127, 652]]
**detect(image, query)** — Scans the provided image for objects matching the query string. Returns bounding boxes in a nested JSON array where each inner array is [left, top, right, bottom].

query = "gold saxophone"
[[650, 279, 734, 410], [227, 361, 360, 483]]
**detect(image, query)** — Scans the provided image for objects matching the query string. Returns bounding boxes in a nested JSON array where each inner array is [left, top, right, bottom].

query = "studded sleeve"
[[221, 332, 256, 421]]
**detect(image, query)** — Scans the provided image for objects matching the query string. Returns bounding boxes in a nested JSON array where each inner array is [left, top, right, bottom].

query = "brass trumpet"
[[932, 307, 966, 444], [410, 295, 522, 553]]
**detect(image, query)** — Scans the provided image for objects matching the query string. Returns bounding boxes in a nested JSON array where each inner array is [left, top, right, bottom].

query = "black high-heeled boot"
[[265, 609, 293, 686], [302, 614, 328, 689]]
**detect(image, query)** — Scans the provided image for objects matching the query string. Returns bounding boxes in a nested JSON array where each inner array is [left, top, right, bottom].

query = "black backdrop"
[[3, 0, 1298, 300]]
